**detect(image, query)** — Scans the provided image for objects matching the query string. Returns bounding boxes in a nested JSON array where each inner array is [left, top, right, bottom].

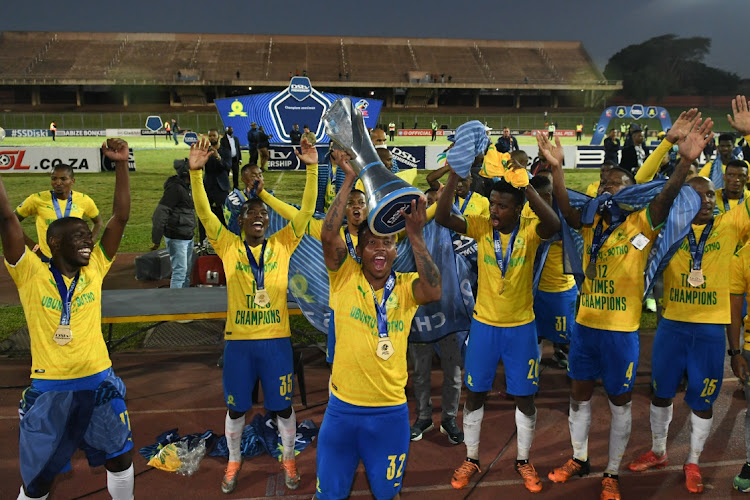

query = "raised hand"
[[294, 136, 319, 165], [536, 132, 563, 169], [728, 95, 750, 136], [188, 137, 213, 170], [331, 149, 356, 178], [678, 116, 714, 163], [666, 108, 699, 144], [253, 176, 265, 195], [401, 196, 428, 235], [102, 138, 129, 162]]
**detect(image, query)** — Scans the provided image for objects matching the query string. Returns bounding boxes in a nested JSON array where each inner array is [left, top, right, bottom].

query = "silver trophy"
[[323, 98, 422, 236]]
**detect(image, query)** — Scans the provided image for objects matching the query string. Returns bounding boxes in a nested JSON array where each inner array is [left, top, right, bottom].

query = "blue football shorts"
[[534, 286, 577, 343], [223, 338, 294, 412], [651, 318, 725, 411], [568, 322, 639, 396], [315, 394, 409, 500], [464, 318, 540, 396]]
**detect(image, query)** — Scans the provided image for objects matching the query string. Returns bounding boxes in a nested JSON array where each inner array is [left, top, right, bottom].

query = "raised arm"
[[526, 184, 561, 239], [635, 110, 697, 183], [321, 151, 357, 271], [99, 138, 131, 259], [0, 177, 26, 265], [402, 197, 441, 304], [649, 111, 712, 227], [257, 187, 300, 221], [289, 137, 319, 237], [728, 94, 750, 140], [537, 133, 581, 229], [426, 164, 450, 190], [188, 137, 223, 238], [434, 169, 468, 233]]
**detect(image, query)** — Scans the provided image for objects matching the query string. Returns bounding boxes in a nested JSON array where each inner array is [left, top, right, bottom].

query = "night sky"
[[2, 0, 747, 78]]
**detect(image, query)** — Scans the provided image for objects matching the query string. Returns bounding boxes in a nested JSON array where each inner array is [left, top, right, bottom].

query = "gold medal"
[[498, 278, 505, 295], [585, 262, 597, 280], [53, 324, 73, 346], [376, 338, 394, 360], [254, 288, 271, 307], [687, 269, 705, 287]]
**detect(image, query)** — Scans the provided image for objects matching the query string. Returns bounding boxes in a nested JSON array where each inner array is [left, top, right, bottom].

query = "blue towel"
[[446, 121, 489, 178]]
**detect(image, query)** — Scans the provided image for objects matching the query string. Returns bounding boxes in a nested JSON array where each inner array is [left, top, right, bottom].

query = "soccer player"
[[729, 243, 750, 493], [543, 110, 714, 500], [627, 95, 749, 494], [187, 136, 318, 494], [223, 163, 265, 236], [15, 164, 103, 261], [715, 160, 750, 214], [314, 150, 441, 500], [436, 166, 561, 492], [526, 173, 576, 369], [2, 139, 133, 500]]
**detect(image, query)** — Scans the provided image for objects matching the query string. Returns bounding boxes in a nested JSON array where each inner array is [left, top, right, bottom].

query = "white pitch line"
[[271, 171, 285, 192]]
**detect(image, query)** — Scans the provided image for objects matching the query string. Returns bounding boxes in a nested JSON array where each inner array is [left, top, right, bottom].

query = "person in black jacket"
[[495, 127, 519, 153], [620, 125, 649, 175], [603, 128, 620, 165], [246, 122, 259, 166], [198, 129, 231, 245], [289, 124, 302, 145], [151, 160, 196, 288], [257, 126, 272, 171], [220, 126, 242, 191]]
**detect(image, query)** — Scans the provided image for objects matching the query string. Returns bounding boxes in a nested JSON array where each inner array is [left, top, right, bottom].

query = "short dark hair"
[[601, 160, 617, 169], [718, 133, 736, 144], [726, 159, 749, 174], [490, 180, 525, 207], [241, 163, 260, 174], [52, 163, 74, 177], [349, 188, 365, 198], [424, 187, 439, 195], [239, 198, 266, 217], [530, 175, 552, 192], [47, 216, 86, 247]]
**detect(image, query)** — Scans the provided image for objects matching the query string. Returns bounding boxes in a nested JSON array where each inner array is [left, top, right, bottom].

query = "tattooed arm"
[[403, 197, 442, 304], [322, 151, 357, 271]]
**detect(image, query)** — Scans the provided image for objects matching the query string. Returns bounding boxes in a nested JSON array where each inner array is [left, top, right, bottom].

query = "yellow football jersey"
[[715, 188, 750, 215], [576, 209, 659, 332], [16, 190, 99, 257], [328, 257, 419, 406], [730, 244, 750, 350], [663, 201, 750, 324], [5, 244, 113, 379], [520, 204, 575, 293], [463, 213, 542, 327]]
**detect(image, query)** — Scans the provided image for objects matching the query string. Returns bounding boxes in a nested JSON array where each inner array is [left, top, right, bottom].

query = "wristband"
[[729, 349, 742, 356]]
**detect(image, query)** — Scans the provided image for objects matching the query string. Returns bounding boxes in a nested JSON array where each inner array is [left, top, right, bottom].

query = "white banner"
[[105, 128, 144, 137], [0, 147, 101, 173], [56, 129, 107, 137]]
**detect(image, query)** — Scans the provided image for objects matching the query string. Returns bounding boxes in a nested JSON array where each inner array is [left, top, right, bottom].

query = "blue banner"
[[388, 146, 426, 170], [591, 106, 672, 145], [215, 78, 383, 146]]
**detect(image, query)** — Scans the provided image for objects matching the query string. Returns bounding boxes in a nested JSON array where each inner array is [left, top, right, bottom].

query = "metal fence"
[[0, 112, 224, 132]]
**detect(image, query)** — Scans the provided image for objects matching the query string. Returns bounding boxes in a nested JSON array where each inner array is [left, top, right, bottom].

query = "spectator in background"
[[702, 136, 716, 163], [171, 118, 179, 145], [49, 121, 56, 141], [221, 126, 242, 191], [576, 123, 584, 142], [15, 164, 103, 262], [603, 128, 620, 165], [431, 119, 438, 141], [257, 126, 272, 171], [620, 124, 649, 175], [302, 125, 316, 146], [289, 124, 302, 145], [495, 127, 519, 154], [151, 160, 195, 288], [370, 128, 400, 173], [164, 119, 171, 141], [388, 121, 396, 141], [198, 129, 231, 246], [247, 122, 259, 166], [548, 122, 556, 140]]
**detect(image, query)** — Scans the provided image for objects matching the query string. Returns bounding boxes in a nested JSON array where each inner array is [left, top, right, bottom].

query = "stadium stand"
[[0, 31, 620, 108]]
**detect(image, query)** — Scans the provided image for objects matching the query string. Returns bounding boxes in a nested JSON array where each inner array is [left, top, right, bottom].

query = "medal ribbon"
[[587, 217, 624, 269], [51, 191, 73, 219], [687, 220, 714, 271], [244, 239, 267, 290], [493, 223, 520, 279], [343, 227, 360, 262], [49, 264, 79, 326], [371, 271, 396, 337], [455, 191, 473, 214], [722, 189, 744, 213]]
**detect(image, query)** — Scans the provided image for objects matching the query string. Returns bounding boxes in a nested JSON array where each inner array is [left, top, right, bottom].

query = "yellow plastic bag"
[[147, 444, 182, 472]]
